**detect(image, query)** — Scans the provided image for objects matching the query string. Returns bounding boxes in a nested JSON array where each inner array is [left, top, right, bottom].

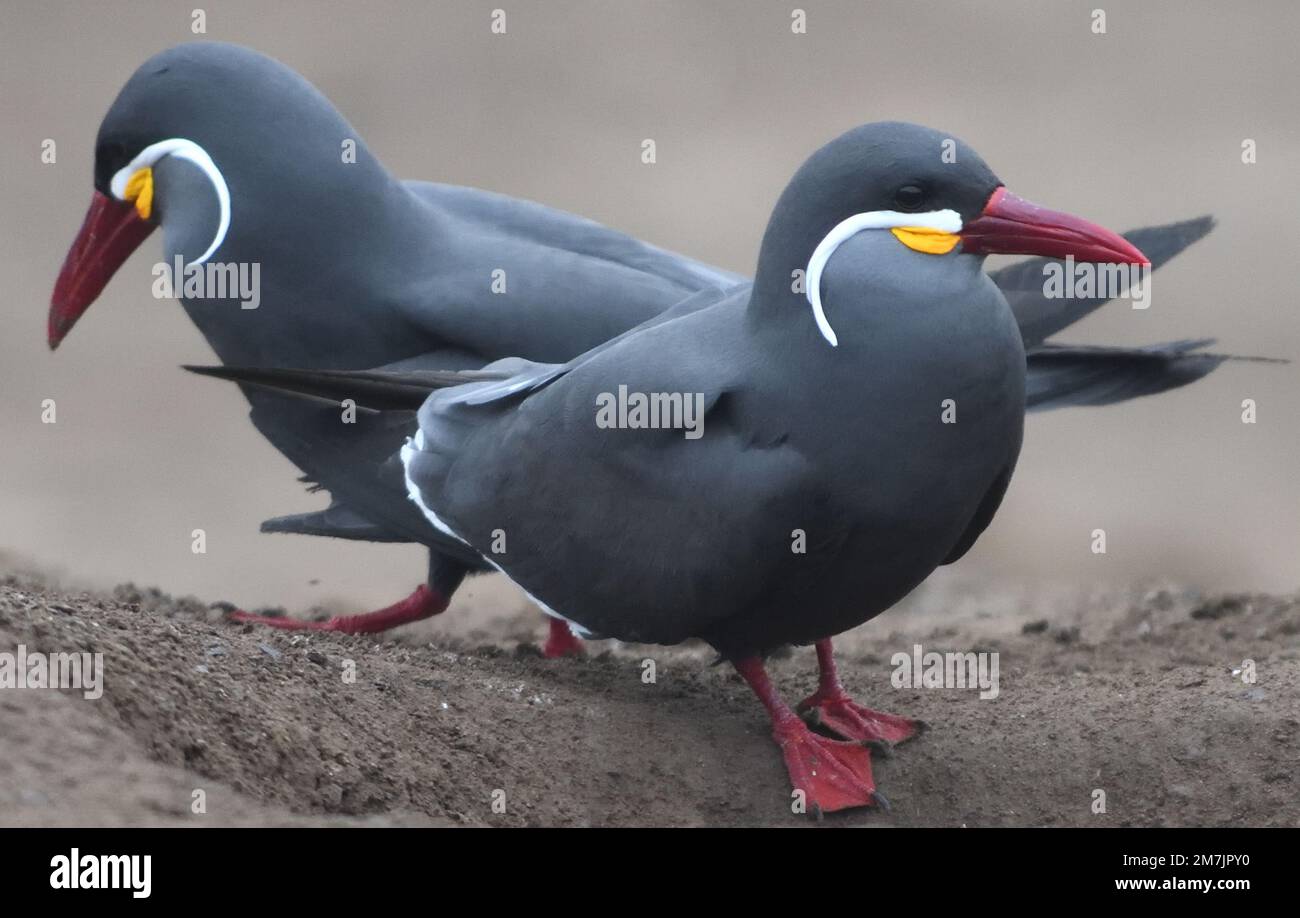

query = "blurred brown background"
[[1, 0, 1296, 616]]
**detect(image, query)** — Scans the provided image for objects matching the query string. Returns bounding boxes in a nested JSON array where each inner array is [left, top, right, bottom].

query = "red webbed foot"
[[542, 617, 584, 658], [225, 584, 447, 634], [775, 718, 885, 816], [798, 638, 925, 745], [797, 688, 925, 745], [734, 655, 887, 816]]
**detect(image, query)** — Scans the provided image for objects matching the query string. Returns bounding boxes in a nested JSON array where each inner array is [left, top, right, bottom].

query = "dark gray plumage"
[[204, 124, 1022, 655], [60, 43, 1222, 641], [194, 122, 1265, 812]]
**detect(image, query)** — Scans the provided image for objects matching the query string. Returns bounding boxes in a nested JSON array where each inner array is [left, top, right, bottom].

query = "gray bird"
[[191, 122, 1154, 813], [51, 42, 1219, 653]]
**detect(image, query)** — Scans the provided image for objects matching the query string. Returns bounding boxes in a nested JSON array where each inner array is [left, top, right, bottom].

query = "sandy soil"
[[1, 564, 1296, 827]]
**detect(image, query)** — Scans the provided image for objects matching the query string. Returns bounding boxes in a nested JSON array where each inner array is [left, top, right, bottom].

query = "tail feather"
[[260, 500, 411, 542], [1026, 338, 1285, 411], [190, 334, 1285, 420], [182, 364, 509, 411]]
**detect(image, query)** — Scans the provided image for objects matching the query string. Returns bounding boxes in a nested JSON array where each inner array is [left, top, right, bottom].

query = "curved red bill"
[[49, 191, 156, 349], [960, 187, 1149, 266]]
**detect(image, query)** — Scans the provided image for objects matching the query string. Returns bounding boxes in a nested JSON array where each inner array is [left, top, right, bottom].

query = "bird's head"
[[49, 41, 376, 348], [756, 121, 1149, 346]]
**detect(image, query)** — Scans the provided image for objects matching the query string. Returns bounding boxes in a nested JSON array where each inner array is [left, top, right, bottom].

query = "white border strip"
[[805, 208, 962, 347], [400, 430, 593, 638]]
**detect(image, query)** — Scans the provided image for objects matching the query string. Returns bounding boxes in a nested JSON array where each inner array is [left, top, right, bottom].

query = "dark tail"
[[190, 337, 1285, 418], [260, 499, 414, 542], [183, 364, 511, 411], [1026, 339, 1286, 411]]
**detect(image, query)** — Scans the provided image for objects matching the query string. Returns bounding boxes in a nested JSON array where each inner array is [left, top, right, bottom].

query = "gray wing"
[[405, 183, 1212, 364], [402, 298, 828, 644], [449, 283, 737, 407], [991, 216, 1214, 346], [397, 181, 747, 362], [242, 283, 740, 550], [409, 181, 745, 291], [241, 344, 492, 565]]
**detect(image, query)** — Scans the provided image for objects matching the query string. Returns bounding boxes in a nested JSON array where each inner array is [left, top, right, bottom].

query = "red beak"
[[49, 191, 156, 349], [960, 187, 1149, 265]]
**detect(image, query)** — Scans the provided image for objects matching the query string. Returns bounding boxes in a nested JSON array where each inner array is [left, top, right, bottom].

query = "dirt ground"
[[1, 560, 1296, 827]]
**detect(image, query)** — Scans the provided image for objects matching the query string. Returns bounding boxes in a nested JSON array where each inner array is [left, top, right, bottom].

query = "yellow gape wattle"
[[891, 225, 960, 255], [123, 167, 154, 220]]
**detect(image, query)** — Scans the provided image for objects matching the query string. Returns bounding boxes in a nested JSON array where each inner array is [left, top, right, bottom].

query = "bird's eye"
[[95, 142, 127, 167], [93, 142, 130, 192], [893, 184, 927, 211]]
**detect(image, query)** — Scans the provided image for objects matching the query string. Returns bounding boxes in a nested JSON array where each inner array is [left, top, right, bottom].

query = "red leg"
[[796, 639, 924, 744], [542, 617, 584, 658], [734, 656, 883, 816], [226, 584, 447, 634]]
